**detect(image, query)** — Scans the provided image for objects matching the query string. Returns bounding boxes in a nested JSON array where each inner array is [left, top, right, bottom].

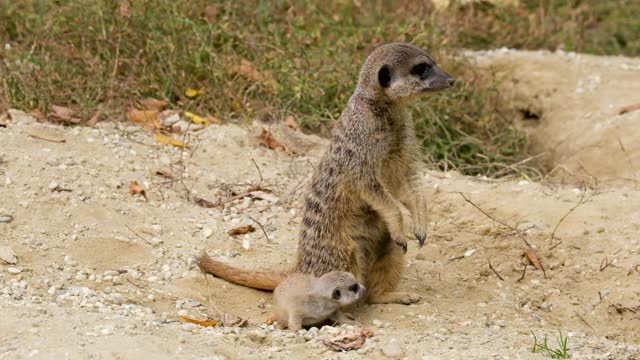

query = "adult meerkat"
[[198, 43, 454, 304], [273, 271, 365, 330]]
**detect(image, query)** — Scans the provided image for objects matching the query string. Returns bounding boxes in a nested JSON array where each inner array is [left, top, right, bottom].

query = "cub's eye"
[[412, 63, 429, 76], [332, 289, 341, 299], [349, 283, 359, 292]]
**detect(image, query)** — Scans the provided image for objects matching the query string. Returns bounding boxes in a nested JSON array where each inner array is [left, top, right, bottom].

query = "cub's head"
[[357, 43, 454, 103], [318, 271, 365, 307]]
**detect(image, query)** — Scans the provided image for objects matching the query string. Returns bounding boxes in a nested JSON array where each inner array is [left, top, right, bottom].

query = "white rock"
[[7, 267, 22, 275], [101, 326, 114, 335], [0, 245, 17, 264], [464, 248, 476, 257], [203, 228, 214, 239], [372, 319, 383, 328], [381, 338, 405, 358], [48, 181, 59, 190], [110, 293, 124, 305]]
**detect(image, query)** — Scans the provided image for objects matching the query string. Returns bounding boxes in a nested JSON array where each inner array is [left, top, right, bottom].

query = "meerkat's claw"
[[393, 238, 408, 253], [415, 232, 426, 247]]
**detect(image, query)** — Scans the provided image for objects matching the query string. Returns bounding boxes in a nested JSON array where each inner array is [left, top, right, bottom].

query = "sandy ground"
[[1, 50, 640, 360]]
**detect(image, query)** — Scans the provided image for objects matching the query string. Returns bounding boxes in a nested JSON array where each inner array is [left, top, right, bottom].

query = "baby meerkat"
[[273, 271, 365, 331], [198, 43, 454, 305]]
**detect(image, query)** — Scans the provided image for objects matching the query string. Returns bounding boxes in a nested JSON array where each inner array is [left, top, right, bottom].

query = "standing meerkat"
[[272, 271, 365, 330], [198, 43, 454, 304]]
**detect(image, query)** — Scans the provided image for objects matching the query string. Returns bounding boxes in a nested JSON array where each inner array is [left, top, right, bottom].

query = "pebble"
[[0, 215, 13, 223], [110, 293, 124, 305], [381, 338, 405, 358], [181, 323, 198, 332], [372, 319, 384, 328], [0, 245, 17, 264], [101, 326, 114, 336], [7, 267, 22, 274], [203, 228, 214, 239]]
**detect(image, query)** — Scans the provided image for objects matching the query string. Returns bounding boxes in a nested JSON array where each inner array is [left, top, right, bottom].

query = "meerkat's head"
[[317, 271, 365, 307], [357, 43, 455, 103]]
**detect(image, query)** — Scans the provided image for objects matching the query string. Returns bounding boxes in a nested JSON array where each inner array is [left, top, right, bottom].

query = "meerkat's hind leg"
[[287, 314, 303, 331], [366, 240, 422, 305]]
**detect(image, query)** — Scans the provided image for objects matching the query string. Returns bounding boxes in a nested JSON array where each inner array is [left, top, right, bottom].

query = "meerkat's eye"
[[332, 289, 341, 299], [412, 63, 430, 77], [349, 283, 359, 292]]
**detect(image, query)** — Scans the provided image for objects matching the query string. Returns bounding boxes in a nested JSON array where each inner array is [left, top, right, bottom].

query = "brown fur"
[[198, 43, 454, 305]]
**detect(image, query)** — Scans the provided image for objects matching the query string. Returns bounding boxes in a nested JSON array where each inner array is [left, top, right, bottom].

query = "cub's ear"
[[378, 65, 392, 88]]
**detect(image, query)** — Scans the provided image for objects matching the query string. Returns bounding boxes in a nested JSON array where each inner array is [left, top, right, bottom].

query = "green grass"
[[531, 330, 571, 359], [1, 0, 639, 177]]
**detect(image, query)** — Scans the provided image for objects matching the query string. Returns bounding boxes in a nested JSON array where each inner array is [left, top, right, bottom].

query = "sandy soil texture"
[[1, 50, 640, 360]]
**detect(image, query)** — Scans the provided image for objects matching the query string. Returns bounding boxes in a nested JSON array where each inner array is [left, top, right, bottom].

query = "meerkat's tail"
[[196, 253, 287, 291]]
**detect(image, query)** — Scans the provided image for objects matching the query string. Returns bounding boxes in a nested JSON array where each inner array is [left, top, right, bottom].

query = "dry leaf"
[[205, 115, 222, 125], [323, 329, 375, 352], [49, 105, 81, 124], [619, 103, 640, 115], [127, 109, 159, 128], [193, 197, 216, 208], [153, 133, 186, 148], [228, 59, 265, 82], [285, 115, 298, 130], [178, 315, 218, 327], [220, 312, 248, 327], [128, 181, 147, 200], [87, 111, 101, 126], [228, 225, 256, 236], [118, 0, 130, 17], [257, 128, 286, 151], [523, 249, 546, 278], [185, 88, 204, 99], [184, 111, 208, 125], [139, 98, 168, 111]]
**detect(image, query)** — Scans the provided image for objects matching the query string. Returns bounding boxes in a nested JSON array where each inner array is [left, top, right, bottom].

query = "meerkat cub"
[[273, 271, 365, 331], [198, 43, 454, 305]]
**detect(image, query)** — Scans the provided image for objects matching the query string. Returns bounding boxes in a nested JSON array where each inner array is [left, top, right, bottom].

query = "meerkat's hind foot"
[[368, 292, 422, 305], [415, 231, 426, 247]]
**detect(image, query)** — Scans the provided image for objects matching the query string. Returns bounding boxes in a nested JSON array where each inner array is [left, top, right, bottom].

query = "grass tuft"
[[531, 330, 571, 359], [1, 1, 638, 177]]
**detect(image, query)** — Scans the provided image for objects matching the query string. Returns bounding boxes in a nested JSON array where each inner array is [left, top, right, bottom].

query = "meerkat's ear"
[[378, 65, 392, 88]]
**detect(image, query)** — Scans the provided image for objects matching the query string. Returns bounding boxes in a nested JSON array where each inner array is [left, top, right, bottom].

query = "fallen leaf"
[[128, 181, 147, 200], [523, 249, 546, 278], [127, 109, 159, 127], [153, 133, 186, 148], [184, 111, 208, 125], [285, 115, 298, 129], [138, 98, 168, 111], [619, 103, 640, 115], [118, 0, 130, 17], [178, 315, 218, 327], [323, 329, 375, 352], [257, 128, 286, 151], [49, 105, 81, 124], [228, 59, 265, 82], [87, 111, 101, 126], [220, 312, 248, 327], [193, 197, 217, 208], [227, 225, 256, 236], [185, 88, 204, 99], [205, 115, 222, 125]]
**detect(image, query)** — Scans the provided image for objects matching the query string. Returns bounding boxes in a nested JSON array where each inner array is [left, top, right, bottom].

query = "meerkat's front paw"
[[391, 233, 408, 254]]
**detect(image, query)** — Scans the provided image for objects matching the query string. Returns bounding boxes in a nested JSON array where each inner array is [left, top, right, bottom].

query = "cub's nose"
[[448, 78, 455, 86]]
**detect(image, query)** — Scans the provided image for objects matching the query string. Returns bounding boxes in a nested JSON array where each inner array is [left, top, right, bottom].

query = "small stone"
[[372, 319, 383, 328], [7, 267, 22, 275], [0, 245, 17, 264], [147, 276, 159, 283], [110, 293, 124, 305], [48, 181, 59, 190], [101, 326, 114, 335], [0, 215, 13, 223], [63, 255, 77, 266], [203, 228, 214, 239], [464, 248, 476, 257], [381, 338, 405, 358], [181, 323, 198, 332], [539, 301, 552, 312]]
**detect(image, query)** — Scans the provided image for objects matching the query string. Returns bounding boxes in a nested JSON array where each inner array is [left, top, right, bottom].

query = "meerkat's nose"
[[448, 78, 455, 86]]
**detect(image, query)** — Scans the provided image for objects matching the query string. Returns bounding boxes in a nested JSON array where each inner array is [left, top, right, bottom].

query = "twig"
[[517, 265, 528, 282], [458, 192, 532, 248], [599, 257, 615, 272], [573, 311, 594, 330], [480, 334, 504, 345], [125, 225, 153, 246], [487, 260, 504, 281], [246, 214, 271, 243], [550, 187, 587, 243], [28, 133, 66, 143], [250, 158, 263, 186]]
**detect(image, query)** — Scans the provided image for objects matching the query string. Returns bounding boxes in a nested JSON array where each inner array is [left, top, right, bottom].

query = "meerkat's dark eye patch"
[[412, 62, 431, 78], [332, 289, 341, 299], [349, 283, 359, 293], [378, 65, 392, 88]]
